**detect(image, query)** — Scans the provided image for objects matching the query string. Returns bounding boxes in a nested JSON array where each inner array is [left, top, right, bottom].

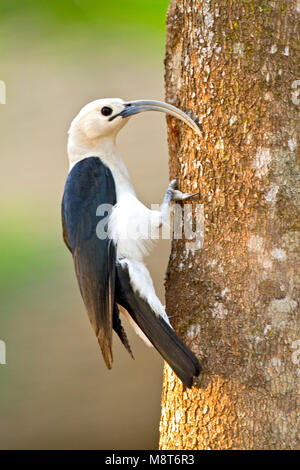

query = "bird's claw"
[[168, 179, 178, 191], [172, 190, 199, 201], [167, 179, 200, 201]]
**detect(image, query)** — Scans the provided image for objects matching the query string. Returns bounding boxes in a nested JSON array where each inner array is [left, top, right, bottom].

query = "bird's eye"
[[101, 106, 113, 117]]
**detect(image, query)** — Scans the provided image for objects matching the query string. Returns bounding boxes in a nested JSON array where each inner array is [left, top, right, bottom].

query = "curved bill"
[[109, 99, 201, 136]]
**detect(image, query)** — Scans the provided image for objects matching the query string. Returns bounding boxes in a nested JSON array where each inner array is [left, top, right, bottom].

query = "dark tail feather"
[[115, 263, 201, 388], [113, 304, 134, 359]]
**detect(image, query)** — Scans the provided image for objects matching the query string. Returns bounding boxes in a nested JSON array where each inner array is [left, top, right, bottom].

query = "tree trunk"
[[159, 0, 300, 450]]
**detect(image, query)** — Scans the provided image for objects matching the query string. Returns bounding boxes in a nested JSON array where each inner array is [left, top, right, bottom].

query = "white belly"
[[108, 192, 158, 261]]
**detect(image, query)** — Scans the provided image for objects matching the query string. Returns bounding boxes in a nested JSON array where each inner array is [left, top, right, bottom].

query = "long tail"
[[115, 260, 201, 388]]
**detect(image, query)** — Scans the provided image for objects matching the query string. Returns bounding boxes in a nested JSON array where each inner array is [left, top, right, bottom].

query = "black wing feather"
[[61, 157, 116, 368], [113, 304, 134, 359]]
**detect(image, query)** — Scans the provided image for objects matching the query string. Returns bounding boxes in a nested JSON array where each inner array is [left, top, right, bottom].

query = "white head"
[[67, 98, 201, 167]]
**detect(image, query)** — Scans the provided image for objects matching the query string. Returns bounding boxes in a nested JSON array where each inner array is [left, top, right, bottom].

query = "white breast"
[[108, 192, 156, 261]]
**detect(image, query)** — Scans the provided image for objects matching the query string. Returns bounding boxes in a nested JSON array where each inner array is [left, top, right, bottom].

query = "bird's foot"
[[168, 179, 199, 201]]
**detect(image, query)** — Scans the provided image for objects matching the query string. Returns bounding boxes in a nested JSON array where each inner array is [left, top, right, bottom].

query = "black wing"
[[61, 157, 116, 368]]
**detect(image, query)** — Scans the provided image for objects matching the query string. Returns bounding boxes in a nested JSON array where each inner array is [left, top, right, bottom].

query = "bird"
[[62, 98, 202, 387]]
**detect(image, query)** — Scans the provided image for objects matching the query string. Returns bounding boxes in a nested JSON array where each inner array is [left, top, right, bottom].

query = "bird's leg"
[[160, 179, 199, 222]]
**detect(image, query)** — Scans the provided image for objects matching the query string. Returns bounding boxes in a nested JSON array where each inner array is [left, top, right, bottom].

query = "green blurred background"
[[0, 0, 171, 449]]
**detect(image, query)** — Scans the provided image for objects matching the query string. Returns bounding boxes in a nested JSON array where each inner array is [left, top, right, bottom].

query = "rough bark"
[[159, 0, 300, 450]]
